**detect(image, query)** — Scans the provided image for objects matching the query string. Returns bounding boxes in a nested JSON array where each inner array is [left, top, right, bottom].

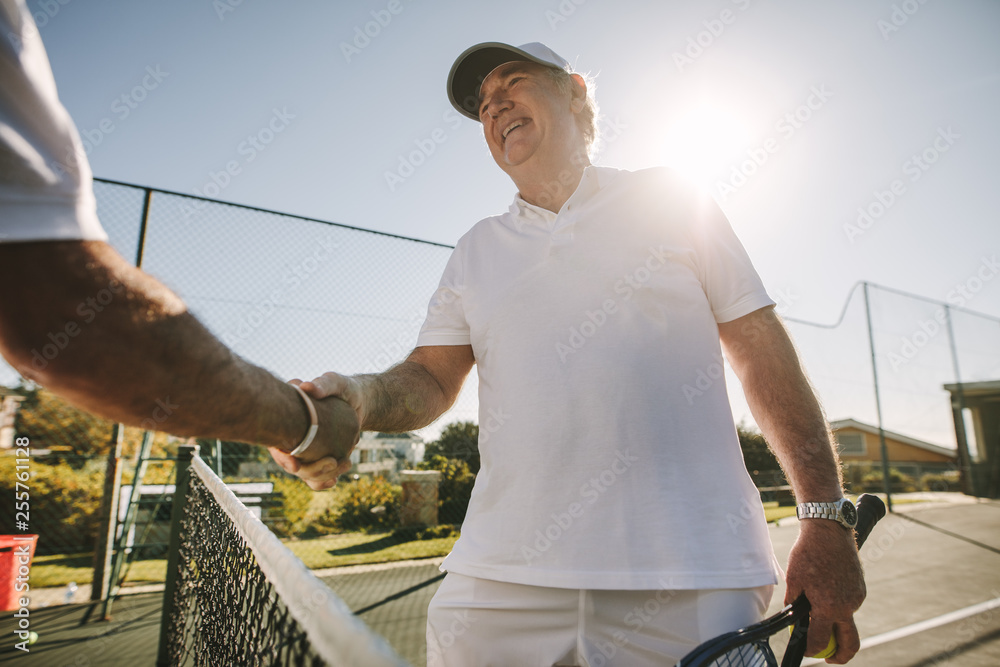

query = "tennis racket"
[[676, 493, 887, 667]]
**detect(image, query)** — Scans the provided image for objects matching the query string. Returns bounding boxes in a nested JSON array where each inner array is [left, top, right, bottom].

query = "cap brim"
[[447, 42, 564, 121]]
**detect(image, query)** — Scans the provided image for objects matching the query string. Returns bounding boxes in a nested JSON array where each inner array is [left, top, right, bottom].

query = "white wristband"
[[289, 383, 319, 457]]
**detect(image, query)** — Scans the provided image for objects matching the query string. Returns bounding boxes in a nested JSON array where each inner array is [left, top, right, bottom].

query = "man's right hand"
[[270, 373, 366, 490]]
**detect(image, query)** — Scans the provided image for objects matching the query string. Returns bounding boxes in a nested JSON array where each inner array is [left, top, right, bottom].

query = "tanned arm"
[[0, 241, 358, 462], [718, 306, 865, 664]]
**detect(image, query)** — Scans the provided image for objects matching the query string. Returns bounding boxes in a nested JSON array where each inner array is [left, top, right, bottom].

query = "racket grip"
[[853, 493, 887, 549]]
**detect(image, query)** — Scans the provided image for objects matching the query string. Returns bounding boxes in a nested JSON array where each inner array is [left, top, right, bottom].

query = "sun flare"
[[662, 102, 753, 187]]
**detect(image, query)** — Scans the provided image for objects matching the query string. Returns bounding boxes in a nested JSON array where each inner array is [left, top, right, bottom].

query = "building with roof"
[[350, 431, 425, 476], [943, 380, 1000, 498], [830, 418, 957, 480]]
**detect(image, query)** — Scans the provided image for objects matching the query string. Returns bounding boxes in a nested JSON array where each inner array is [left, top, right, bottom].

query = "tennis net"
[[157, 448, 409, 666]]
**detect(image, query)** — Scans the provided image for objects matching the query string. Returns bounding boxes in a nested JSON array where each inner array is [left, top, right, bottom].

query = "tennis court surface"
[[1, 493, 997, 666]]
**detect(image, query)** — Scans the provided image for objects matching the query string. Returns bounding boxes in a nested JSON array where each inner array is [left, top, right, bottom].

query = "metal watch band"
[[796, 501, 843, 521]]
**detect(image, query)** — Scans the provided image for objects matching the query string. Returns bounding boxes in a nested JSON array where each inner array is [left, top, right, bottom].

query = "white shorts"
[[426, 573, 773, 667]]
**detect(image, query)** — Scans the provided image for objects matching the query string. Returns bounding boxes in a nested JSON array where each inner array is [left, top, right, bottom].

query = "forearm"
[[720, 308, 843, 501], [351, 345, 474, 433], [354, 362, 452, 432], [0, 241, 308, 450]]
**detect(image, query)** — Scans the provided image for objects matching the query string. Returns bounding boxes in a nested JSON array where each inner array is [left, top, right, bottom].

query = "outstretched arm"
[[718, 306, 865, 664], [0, 240, 358, 462]]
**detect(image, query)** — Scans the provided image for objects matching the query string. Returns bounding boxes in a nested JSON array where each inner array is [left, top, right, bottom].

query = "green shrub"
[[0, 457, 104, 555], [418, 455, 475, 525], [860, 467, 918, 493], [332, 476, 401, 533], [269, 474, 315, 537], [920, 471, 962, 492]]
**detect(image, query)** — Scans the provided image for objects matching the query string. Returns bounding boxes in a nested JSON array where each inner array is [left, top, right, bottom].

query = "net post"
[[156, 444, 198, 667]]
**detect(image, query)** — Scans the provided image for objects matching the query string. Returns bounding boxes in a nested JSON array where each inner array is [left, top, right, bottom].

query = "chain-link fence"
[[782, 281, 1000, 502], [0, 179, 476, 628]]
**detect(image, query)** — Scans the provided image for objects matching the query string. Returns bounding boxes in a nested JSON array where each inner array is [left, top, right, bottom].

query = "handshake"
[[271, 372, 364, 490]]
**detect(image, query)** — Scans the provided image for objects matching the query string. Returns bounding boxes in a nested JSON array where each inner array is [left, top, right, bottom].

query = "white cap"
[[447, 42, 572, 121]]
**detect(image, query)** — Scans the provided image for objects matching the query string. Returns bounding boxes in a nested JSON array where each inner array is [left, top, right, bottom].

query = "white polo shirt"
[[0, 0, 107, 243], [417, 165, 781, 590]]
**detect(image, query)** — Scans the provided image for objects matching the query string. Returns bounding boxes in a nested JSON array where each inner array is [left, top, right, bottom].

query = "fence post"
[[156, 445, 197, 667], [943, 306, 974, 495], [91, 424, 124, 602], [102, 429, 155, 620], [135, 188, 153, 268], [862, 283, 894, 512]]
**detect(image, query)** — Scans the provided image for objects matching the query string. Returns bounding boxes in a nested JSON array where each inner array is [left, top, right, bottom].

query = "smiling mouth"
[[502, 119, 527, 142]]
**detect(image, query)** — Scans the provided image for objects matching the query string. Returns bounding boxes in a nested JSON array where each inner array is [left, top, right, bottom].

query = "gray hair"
[[544, 67, 600, 157]]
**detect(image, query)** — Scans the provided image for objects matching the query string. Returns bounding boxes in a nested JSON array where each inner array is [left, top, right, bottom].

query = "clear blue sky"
[[13, 0, 1000, 447]]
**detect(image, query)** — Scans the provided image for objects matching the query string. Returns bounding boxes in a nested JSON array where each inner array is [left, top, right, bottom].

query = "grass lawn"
[[29, 531, 459, 590]]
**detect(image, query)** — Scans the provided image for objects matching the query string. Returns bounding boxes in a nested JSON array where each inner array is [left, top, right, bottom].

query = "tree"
[[12, 383, 173, 466], [424, 421, 480, 474], [737, 421, 784, 487]]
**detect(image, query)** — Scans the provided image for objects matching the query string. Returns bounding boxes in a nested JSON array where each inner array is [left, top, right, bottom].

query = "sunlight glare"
[[662, 103, 752, 187]]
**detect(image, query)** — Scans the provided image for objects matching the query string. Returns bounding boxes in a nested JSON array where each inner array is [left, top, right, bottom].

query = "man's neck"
[[510, 148, 591, 214]]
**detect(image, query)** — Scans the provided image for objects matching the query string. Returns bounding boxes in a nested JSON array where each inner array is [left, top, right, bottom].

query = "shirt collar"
[[508, 165, 618, 226]]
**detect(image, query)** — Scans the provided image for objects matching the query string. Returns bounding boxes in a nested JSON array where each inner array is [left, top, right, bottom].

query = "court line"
[[802, 597, 1000, 665]]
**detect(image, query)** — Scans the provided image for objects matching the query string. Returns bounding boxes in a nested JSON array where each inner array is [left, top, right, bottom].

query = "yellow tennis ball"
[[787, 628, 837, 659], [28, 631, 38, 645], [810, 634, 837, 659]]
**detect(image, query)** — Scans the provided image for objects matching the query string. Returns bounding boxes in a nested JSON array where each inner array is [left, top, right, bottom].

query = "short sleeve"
[[689, 191, 774, 323], [0, 0, 107, 243], [415, 242, 471, 347]]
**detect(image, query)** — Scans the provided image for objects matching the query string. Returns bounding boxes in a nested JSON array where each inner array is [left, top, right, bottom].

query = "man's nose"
[[486, 94, 513, 120]]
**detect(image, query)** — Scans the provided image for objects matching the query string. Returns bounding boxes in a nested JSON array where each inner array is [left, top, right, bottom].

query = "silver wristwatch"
[[796, 497, 858, 529]]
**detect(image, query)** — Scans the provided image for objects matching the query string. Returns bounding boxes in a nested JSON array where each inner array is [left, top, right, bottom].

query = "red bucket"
[[0, 535, 39, 611]]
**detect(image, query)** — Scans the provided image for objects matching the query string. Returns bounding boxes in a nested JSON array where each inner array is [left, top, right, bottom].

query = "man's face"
[[477, 61, 583, 173]]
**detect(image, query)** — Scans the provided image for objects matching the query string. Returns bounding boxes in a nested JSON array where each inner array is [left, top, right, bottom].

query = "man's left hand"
[[783, 519, 866, 664]]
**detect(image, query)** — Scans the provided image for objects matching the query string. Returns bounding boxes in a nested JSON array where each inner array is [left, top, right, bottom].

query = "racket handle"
[[853, 493, 887, 549]]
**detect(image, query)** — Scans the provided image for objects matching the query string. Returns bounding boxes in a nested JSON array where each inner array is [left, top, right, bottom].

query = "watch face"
[[842, 501, 858, 526]]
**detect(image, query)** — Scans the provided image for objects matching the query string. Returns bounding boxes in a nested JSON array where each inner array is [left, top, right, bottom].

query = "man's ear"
[[569, 73, 587, 113]]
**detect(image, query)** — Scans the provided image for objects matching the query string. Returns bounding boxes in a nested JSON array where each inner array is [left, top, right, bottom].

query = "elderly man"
[[0, 0, 357, 463], [278, 42, 865, 665]]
